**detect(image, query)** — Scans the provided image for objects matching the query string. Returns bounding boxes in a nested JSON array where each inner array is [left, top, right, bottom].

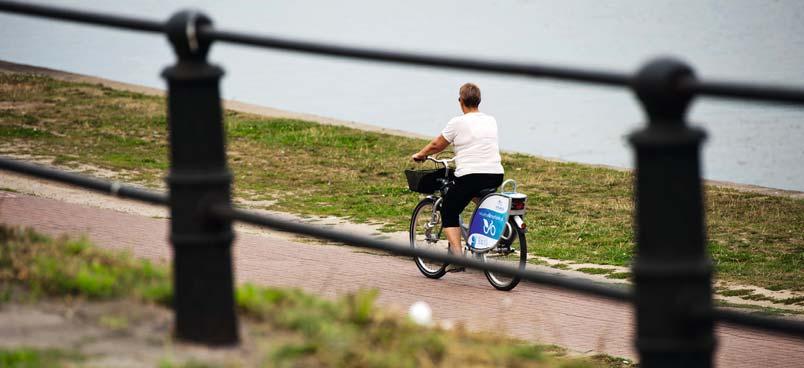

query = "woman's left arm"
[[412, 135, 450, 161]]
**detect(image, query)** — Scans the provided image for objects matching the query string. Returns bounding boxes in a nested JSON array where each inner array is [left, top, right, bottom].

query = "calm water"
[[2, 0, 803, 190]]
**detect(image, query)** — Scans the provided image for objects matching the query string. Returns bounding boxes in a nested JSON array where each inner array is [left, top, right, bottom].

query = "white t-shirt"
[[441, 112, 504, 177]]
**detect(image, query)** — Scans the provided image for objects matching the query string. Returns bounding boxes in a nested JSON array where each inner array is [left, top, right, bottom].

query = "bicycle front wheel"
[[483, 219, 527, 291], [410, 198, 448, 279]]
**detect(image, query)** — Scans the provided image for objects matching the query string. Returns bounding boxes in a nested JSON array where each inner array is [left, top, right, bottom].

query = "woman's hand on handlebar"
[[411, 153, 426, 162]]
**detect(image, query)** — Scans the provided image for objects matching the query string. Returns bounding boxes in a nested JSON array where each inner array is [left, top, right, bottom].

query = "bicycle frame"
[[421, 156, 527, 255]]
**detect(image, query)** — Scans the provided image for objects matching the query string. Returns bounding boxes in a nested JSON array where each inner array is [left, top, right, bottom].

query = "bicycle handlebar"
[[425, 156, 454, 169]]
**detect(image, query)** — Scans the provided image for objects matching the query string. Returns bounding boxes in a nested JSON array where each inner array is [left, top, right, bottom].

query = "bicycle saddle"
[[476, 187, 497, 198]]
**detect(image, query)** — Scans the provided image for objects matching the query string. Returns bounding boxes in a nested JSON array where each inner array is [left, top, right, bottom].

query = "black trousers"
[[440, 173, 504, 227]]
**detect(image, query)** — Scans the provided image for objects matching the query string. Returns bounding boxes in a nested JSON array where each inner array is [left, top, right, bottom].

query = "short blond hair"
[[459, 83, 481, 107]]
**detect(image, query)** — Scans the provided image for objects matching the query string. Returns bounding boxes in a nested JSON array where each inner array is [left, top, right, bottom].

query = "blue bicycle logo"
[[482, 218, 496, 236]]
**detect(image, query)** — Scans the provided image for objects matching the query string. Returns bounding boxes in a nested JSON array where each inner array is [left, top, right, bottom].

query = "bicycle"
[[405, 156, 528, 291]]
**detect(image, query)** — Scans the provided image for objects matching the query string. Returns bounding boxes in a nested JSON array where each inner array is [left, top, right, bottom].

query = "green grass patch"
[[576, 267, 616, 275], [99, 314, 130, 331], [741, 293, 776, 302], [714, 299, 801, 316], [0, 124, 52, 138], [0, 225, 172, 304], [606, 272, 632, 280], [0, 347, 83, 367], [779, 296, 804, 305], [718, 288, 754, 297], [716, 289, 804, 306], [158, 359, 223, 368], [2, 72, 802, 291]]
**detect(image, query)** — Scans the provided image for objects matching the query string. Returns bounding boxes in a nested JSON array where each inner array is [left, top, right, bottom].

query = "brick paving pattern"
[[1, 192, 802, 366]]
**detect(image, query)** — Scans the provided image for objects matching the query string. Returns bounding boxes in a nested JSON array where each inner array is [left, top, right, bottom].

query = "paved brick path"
[[1, 192, 802, 366]]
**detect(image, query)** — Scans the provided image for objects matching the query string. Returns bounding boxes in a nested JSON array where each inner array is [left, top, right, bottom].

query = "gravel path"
[[2, 189, 803, 367]]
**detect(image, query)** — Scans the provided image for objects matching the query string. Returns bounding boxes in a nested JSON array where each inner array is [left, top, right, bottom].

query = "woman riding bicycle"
[[411, 83, 504, 259]]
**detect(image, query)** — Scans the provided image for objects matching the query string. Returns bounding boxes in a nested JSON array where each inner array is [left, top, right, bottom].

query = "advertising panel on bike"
[[467, 194, 510, 252]]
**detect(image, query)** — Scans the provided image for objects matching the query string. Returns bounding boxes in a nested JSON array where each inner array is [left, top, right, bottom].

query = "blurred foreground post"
[[629, 58, 714, 367], [162, 10, 239, 345]]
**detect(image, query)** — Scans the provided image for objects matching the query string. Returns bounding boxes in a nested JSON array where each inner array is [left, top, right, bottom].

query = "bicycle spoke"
[[483, 221, 527, 290], [411, 200, 448, 276]]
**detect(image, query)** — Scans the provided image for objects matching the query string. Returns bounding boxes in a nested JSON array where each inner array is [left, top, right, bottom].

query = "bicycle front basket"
[[404, 168, 448, 194]]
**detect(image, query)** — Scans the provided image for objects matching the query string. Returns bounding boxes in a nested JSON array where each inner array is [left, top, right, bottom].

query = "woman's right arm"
[[412, 135, 450, 161]]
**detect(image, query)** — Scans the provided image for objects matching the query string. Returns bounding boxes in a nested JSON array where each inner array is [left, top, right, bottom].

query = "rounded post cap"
[[632, 58, 696, 123], [165, 10, 213, 61]]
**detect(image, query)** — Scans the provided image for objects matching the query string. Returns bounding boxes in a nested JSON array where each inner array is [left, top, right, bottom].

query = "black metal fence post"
[[162, 10, 238, 345], [629, 59, 714, 367]]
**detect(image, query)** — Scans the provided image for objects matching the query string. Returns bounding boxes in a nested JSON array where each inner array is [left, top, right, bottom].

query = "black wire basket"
[[404, 168, 449, 194]]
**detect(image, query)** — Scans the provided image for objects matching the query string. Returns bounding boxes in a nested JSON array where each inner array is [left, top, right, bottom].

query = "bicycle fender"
[[512, 215, 526, 233]]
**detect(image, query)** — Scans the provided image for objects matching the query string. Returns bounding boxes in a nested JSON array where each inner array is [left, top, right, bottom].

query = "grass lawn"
[[0, 73, 802, 291], [0, 224, 634, 367]]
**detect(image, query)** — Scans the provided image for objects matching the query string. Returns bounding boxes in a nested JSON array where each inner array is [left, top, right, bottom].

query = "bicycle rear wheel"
[[410, 198, 448, 278], [483, 219, 527, 291]]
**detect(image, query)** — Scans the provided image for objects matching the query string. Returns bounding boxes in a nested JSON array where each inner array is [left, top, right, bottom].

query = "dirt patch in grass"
[[1, 72, 802, 292]]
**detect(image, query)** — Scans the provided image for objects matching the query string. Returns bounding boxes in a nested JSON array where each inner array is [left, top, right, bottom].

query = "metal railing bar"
[[197, 28, 804, 105], [0, 0, 163, 33], [209, 204, 633, 302], [680, 78, 804, 105], [199, 27, 631, 88], [0, 156, 168, 205], [713, 309, 804, 338]]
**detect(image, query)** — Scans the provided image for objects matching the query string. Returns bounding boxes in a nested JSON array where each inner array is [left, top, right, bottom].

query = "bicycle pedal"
[[446, 266, 466, 273]]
